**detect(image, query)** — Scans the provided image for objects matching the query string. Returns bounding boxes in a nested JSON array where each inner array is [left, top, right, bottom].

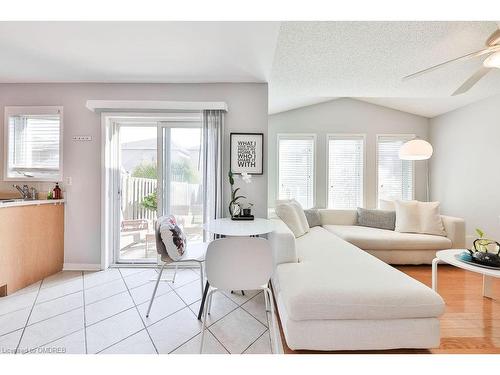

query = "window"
[[278, 135, 315, 208], [327, 135, 364, 209], [377, 135, 414, 205], [4, 106, 63, 181]]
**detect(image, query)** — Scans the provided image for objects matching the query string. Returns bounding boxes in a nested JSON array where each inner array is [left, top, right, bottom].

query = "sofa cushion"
[[323, 224, 452, 251], [275, 227, 445, 321], [395, 200, 446, 236], [419, 202, 447, 236], [275, 199, 309, 237], [304, 208, 321, 227], [394, 200, 420, 233], [356, 207, 395, 231]]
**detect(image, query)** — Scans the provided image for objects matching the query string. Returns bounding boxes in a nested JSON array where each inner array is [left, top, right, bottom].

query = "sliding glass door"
[[118, 124, 159, 263], [114, 118, 203, 264], [157, 124, 204, 245]]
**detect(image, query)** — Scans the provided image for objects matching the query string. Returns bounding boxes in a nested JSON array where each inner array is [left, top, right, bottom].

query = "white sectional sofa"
[[319, 209, 465, 265], [268, 209, 465, 351]]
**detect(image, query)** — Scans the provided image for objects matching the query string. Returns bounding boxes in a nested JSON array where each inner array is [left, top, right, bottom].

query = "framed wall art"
[[230, 132, 263, 175]]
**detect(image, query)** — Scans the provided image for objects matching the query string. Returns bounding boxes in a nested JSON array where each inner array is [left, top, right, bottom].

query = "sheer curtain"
[[202, 110, 225, 236]]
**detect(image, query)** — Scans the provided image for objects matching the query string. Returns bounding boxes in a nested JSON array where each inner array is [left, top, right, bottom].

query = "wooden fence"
[[121, 175, 157, 220]]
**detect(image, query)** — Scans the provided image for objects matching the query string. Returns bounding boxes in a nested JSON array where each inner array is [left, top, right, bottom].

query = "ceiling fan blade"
[[486, 29, 500, 46], [452, 67, 491, 96], [402, 47, 496, 81]]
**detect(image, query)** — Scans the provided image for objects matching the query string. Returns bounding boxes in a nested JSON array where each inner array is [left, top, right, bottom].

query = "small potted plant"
[[227, 170, 254, 220], [228, 170, 245, 218], [466, 228, 500, 268]]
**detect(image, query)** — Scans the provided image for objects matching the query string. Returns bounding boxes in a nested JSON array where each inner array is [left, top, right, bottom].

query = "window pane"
[[328, 137, 364, 209], [377, 136, 414, 205], [8, 114, 61, 179], [278, 137, 314, 208]]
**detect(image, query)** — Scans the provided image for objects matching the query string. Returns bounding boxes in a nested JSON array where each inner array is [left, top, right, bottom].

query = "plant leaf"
[[476, 228, 485, 238]]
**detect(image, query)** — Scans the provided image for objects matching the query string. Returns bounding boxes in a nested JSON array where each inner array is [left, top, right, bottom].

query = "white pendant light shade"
[[399, 139, 433, 160]]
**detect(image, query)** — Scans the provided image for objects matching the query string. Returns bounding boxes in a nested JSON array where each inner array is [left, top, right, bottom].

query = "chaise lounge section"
[[268, 209, 465, 351]]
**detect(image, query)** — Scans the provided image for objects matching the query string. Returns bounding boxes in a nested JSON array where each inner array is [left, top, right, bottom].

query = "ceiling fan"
[[403, 28, 500, 96]]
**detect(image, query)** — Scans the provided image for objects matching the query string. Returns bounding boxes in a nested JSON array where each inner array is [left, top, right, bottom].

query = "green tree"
[[132, 159, 200, 183], [132, 162, 157, 179]]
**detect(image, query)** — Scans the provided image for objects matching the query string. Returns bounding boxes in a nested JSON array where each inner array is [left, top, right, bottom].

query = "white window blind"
[[6, 109, 62, 181], [377, 135, 414, 205], [278, 136, 314, 208], [328, 135, 364, 209]]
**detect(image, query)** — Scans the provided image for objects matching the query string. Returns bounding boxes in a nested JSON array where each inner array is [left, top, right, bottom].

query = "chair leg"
[[172, 264, 179, 284], [199, 262, 204, 298], [198, 281, 210, 320], [264, 287, 278, 354], [207, 292, 213, 314], [199, 289, 213, 354], [146, 263, 165, 318]]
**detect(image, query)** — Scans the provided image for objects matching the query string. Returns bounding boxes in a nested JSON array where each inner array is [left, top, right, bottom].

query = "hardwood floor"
[[278, 265, 500, 354]]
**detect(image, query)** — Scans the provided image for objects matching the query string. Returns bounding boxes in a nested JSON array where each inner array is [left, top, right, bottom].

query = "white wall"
[[0, 83, 268, 267], [430, 94, 500, 244], [268, 98, 430, 208]]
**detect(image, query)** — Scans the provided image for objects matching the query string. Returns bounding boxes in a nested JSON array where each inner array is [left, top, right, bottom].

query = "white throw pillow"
[[288, 199, 310, 234], [395, 200, 421, 233], [275, 199, 309, 238], [395, 200, 446, 236], [419, 201, 446, 236]]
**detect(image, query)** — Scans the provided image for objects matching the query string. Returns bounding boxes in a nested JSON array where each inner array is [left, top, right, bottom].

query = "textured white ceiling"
[[1, 21, 500, 117], [270, 21, 500, 116], [0, 22, 281, 83]]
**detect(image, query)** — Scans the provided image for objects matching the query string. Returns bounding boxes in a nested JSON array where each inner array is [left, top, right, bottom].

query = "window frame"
[[375, 133, 416, 206], [3, 106, 64, 182], [326, 133, 366, 209], [276, 133, 316, 208]]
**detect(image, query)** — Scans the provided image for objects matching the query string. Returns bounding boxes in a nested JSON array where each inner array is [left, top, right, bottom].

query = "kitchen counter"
[[0, 200, 64, 295], [0, 198, 65, 208]]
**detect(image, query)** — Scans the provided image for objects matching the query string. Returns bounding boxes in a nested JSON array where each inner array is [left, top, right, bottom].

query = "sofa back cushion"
[[419, 202, 447, 236], [395, 200, 420, 233], [319, 209, 358, 225], [356, 207, 396, 231], [275, 199, 310, 238], [304, 208, 321, 227], [395, 200, 446, 236]]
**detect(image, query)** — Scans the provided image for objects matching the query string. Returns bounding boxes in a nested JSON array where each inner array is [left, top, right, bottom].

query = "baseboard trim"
[[63, 263, 102, 271]]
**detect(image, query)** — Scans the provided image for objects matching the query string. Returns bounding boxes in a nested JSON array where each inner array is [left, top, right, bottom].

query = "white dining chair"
[[146, 217, 207, 318], [199, 237, 278, 354]]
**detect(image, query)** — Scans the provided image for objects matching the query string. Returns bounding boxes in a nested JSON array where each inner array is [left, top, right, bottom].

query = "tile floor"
[[0, 267, 281, 354]]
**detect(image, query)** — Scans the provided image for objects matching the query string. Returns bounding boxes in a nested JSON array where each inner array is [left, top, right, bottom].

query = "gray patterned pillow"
[[356, 207, 396, 231], [304, 209, 321, 227], [159, 215, 187, 261]]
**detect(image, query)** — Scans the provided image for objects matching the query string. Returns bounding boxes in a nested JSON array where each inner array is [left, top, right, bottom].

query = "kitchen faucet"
[[12, 184, 37, 200]]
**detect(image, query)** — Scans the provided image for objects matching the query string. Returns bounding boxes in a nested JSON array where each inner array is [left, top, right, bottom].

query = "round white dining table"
[[203, 217, 276, 237]]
